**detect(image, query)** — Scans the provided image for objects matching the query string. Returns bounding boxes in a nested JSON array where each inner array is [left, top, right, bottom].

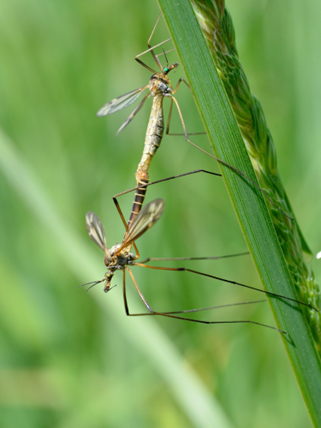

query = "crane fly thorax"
[[149, 74, 172, 97], [104, 244, 136, 270]]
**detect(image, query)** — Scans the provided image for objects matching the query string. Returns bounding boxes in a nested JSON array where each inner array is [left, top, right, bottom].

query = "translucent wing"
[[116, 90, 152, 135], [97, 85, 149, 117], [86, 211, 107, 251], [119, 199, 165, 252]]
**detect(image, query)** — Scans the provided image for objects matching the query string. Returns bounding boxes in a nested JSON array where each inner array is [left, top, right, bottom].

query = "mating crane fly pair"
[[83, 15, 318, 331]]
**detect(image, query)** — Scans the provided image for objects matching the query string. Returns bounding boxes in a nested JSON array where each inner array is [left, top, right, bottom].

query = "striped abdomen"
[[136, 93, 164, 177], [127, 175, 149, 229]]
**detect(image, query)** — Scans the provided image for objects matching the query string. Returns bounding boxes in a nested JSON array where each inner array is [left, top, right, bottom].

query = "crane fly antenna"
[[79, 279, 104, 292]]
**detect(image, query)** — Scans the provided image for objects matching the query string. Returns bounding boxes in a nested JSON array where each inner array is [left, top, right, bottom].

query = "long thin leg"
[[134, 263, 319, 313], [135, 40, 172, 73], [139, 252, 249, 263], [129, 312, 286, 332], [113, 169, 222, 260], [124, 268, 153, 313], [124, 268, 285, 333], [169, 95, 293, 220], [112, 198, 139, 257], [172, 77, 190, 94], [146, 14, 166, 72], [155, 49, 176, 60], [156, 299, 266, 315], [134, 14, 171, 73], [166, 78, 187, 131], [166, 78, 207, 137], [113, 169, 222, 201]]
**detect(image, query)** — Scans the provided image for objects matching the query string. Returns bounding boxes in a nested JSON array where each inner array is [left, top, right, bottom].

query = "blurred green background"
[[0, 0, 321, 427]]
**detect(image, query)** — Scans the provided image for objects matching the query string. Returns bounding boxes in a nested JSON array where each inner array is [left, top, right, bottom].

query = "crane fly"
[[85, 198, 164, 292], [97, 15, 182, 228], [97, 14, 291, 223], [82, 199, 318, 333]]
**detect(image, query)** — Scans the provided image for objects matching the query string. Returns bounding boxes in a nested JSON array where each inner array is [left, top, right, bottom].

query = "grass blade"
[[157, 0, 321, 425]]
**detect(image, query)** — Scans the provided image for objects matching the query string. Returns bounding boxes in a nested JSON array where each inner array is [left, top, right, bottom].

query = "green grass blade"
[[157, 0, 321, 425]]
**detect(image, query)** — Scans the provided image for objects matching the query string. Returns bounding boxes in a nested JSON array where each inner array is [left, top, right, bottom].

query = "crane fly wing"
[[97, 85, 149, 117], [116, 89, 152, 135], [86, 211, 107, 251], [119, 199, 165, 251]]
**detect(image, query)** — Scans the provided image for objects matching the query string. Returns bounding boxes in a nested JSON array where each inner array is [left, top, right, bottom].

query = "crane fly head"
[[163, 62, 179, 75], [103, 270, 116, 293]]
